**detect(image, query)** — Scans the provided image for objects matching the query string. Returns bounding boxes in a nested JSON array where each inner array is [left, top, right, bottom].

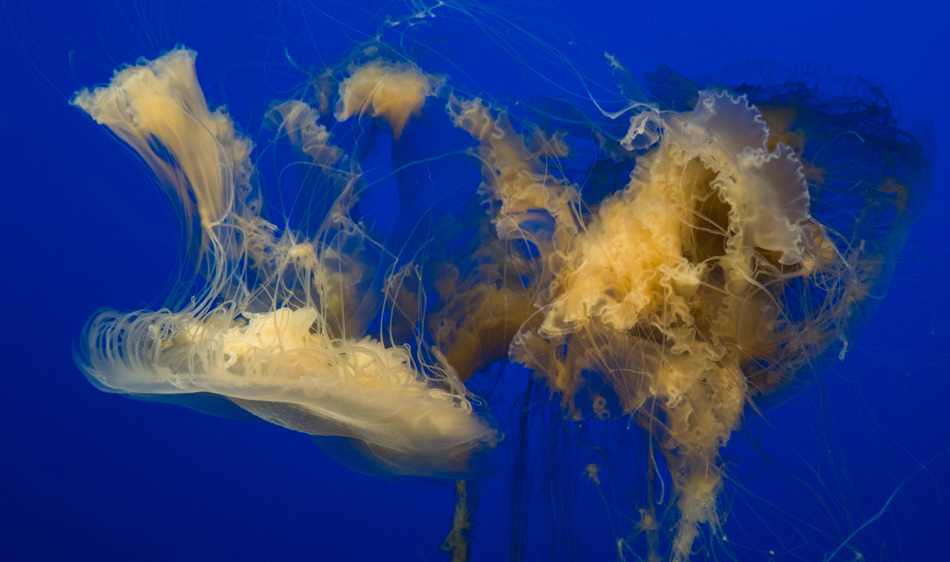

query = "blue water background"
[[2, 1, 948, 560]]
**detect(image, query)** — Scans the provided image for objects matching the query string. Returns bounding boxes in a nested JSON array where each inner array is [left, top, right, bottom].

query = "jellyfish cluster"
[[72, 21, 927, 561]]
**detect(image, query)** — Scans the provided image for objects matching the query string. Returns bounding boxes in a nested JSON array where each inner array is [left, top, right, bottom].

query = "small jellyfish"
[[335, 59, 443, 138]]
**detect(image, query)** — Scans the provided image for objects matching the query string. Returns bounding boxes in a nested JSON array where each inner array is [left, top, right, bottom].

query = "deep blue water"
[[3, 1, 948, 560]]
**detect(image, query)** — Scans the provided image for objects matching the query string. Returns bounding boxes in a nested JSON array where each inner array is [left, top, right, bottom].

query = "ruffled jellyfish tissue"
[[70, 8, 929, 561]]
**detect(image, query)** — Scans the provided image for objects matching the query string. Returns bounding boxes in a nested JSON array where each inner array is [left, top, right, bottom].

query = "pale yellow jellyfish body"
[[73, 49, 496, 478], [335, 59, 442, 138], [448, 85, 883, 559]]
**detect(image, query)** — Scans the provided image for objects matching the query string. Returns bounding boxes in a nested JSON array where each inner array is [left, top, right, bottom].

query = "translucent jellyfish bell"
[[72, 48, 496, 478], [444, 65, 926, 558]]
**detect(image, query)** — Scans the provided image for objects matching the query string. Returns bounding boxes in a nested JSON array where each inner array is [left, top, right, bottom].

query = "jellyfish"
[[438, 56, 926, 557], [71, 9, 928, 561], [71, 48, 497, 479], [444, 84, 922, 558]]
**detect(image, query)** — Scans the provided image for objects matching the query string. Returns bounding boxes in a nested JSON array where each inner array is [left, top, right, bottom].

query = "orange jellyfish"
[[429, 58, 927, 559]]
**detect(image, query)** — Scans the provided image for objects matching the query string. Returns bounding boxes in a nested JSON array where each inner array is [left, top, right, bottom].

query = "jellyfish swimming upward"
[[72, 9, 928, 561]]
